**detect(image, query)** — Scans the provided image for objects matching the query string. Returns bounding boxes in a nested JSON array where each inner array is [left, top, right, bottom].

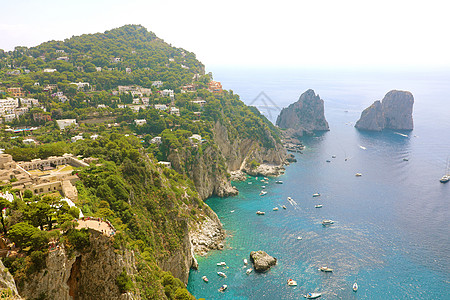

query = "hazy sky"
[[1, 0, 449, 68]]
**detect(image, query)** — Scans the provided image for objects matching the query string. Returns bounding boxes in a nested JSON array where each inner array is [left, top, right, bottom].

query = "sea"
[[187, 67, 450, 299]]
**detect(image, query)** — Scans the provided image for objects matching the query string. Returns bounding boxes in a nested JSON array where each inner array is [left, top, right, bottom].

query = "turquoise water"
[[188, 68, 450, 299]]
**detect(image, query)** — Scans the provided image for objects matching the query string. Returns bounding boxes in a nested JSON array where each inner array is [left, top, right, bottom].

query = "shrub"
[[116, 268, 133, 293]]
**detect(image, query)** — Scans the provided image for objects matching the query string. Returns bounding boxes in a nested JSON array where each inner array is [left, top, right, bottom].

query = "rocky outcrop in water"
[[355, 90, 414, 131], [276, 89, 329, 136], [250, 251, 277, 272]]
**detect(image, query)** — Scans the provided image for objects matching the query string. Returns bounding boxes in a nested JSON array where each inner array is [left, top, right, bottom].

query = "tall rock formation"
[[276, 89, 329, 136], [355, 90, 414, 131]]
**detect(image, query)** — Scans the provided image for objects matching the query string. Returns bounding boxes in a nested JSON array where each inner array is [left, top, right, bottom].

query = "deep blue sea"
[[187, 67, 450, 299]]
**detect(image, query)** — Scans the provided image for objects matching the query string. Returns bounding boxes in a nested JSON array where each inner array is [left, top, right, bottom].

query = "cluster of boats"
[[202, 258, 253, 292]]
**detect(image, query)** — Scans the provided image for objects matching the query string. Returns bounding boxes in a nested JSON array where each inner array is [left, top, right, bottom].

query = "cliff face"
[[355, 90, 414, 131], [168, 120, 286, 200], [18, 230, 138, 300], [276, 89, 329, 136], [0, 259, 22, 299]]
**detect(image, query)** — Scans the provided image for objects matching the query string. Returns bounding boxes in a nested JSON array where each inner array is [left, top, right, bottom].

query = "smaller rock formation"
[[276, 89, 329, 136], [355, 90, 414, 131], [250, 251, 277, 272]]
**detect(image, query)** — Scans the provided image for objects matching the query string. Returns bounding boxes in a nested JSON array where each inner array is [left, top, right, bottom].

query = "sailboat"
[[440, 157, 450, 183]]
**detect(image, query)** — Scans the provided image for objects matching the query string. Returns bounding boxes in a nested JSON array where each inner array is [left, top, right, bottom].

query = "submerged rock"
[[276, 89, 329, 136], [355, 90, 414, 131], [250, 250, 277, 272]]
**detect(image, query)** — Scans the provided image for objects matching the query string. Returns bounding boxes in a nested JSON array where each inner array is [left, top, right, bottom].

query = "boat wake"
[[287, 197, 298, 208], [394, 132, 409, 137], [359, 145, 367, 150]]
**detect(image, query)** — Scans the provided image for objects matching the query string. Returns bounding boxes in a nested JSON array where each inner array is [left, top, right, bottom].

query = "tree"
[[8, 222, 38, 248]]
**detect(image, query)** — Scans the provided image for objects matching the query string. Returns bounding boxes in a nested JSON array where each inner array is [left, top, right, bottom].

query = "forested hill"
[[1, 24, 204, 90], [0, 25, 285, 299]]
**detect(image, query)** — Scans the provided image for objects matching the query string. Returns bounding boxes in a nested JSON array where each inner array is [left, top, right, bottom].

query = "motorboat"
[[261, 185, 266, 189], [243, 258, 248, 265], [275, 180, 283, 184], [326, 160, 331, 163], [230, 210, 235, 213], [315, 204, 323, 208], [264, 177, 269, 180], [287, 279, 297, 286], [322, 220, 334, 226], [332, 155, 336, 158], [353, 282, 358, 292], [273, 207, 279, 211], [202, 276, 208, 283], [260, 191, 267, 196], [403, 158, 409, 161], [248, 182, 252, 184], [297, 236, 302, 240], [282, 205, 287, 209], [217, 262, 226, 266], [287, 197, 293, 201], [256, 211, 265, 215], [218, 284, 228, 292], [318, 266, 333, 272], [304, 292, 321, 299], [246, 268, 252, 275], [440, 175, 450, 183], [217, 272, 227, 277], [313, 193, 320, 197], [355, 173, 362, 177]]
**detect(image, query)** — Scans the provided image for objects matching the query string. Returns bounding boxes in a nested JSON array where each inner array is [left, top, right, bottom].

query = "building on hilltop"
[[7, 87, 25, 98], [134, 119, 147, 126], [208, 81, 223, 93], [56, 119, 77, 130]]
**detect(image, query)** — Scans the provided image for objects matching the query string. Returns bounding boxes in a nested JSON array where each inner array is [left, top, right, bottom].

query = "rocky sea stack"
[[276, 89, 329, 136], [250, 251, 277, 272], [355, 90, 414, 131]]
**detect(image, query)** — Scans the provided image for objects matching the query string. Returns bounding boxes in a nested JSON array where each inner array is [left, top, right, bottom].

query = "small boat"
[[313, 193, 320, 197], [297, 236, 303, 240], [355, 173, 362, 177], [315, 204, 322, 208], [217, 262, 226, 266], [260, 179, 265, 182], [403, 158, 409, 161], [243, 258, 248, 265], [246, 268, 252, 275], [256, 211, 265, 215], [287, 279, 297, 286], [326, 160, 331, 162], [202, 275, 208, 283], [353, 282, 358, 292], [282, 205, 287, 209], [260, 191, 267, 196], [319, 266, 333, 272], [261, 185, 266, 189], [264, 177, 269, 180], [230, 210, 235, 213], [322, 220, 334, 226], [217, 272, 227, 277], [440, 175, 450, 183], [332, 155, 336, 158], [248, 182, 252, 184], [287, 197, 293, 201], [218, 284, 228, 292], [275, 180, 283, 184], [304, 292, 322, 299], [273, 207, 279, 211], [359, 145, 367, 150]]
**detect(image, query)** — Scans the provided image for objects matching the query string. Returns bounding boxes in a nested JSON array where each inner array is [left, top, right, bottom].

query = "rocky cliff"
[[276, 89, 329, 136], [0, 259, 22, 299], [355, 90, 414, 131], [18, 230, 138, 300]]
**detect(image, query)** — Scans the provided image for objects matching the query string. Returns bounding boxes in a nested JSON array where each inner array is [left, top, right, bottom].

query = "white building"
[[0, 98, 19, 113], [57, 57, 69, 62], [43, 69, 57, 73], [158, 161, 171, 168], [191, 100, 206, 107], [23, 138, 36, 145], [189, 134, 202, 145], [141, 97, 150, 105], [20, 98, 39, 107], [56, 119, 77, 130], [161, 89, 174, 98], [125, 68, 132, 74], [90, 134, 99, 140], [97, 104, 107, 108], [154, 104, 168, 111], [150, 137, 162, 145], [2, 114, 16, 123], [70, 82, 90, 91], [170, 107, 180, 116], [71, 135, 84, 143], [152, 81, 163, 88], [134, 119, 147, 126]]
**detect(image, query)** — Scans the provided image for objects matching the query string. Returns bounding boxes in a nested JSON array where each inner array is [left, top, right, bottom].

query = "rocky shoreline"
[[190, 215, 225, 257]]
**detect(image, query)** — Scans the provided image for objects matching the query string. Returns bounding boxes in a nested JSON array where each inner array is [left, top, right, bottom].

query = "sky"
[[1, 0, 449, 69]]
